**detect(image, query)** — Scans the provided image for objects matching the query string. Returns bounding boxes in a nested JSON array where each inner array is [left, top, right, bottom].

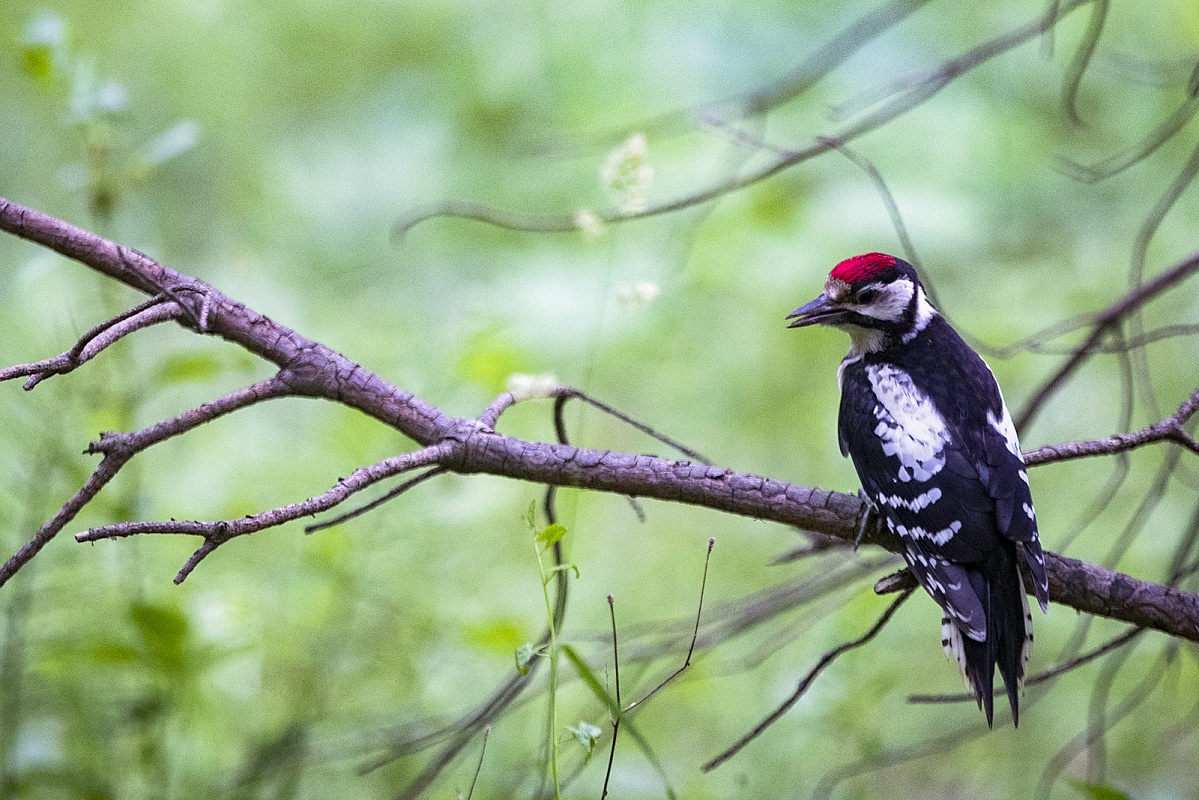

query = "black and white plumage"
[[788, 253, 1049, 726]]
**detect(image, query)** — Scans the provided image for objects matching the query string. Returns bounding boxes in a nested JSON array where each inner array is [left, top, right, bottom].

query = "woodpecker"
[[787, 252, 1049, 726]]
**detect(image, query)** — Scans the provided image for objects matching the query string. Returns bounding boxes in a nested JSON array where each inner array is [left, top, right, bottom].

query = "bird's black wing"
[[838, 359, 996, 639], [974, 373, 1050, 612]]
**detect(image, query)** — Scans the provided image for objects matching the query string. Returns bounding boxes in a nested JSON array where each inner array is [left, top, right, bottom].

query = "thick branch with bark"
[[2, 197, 1198, 646]]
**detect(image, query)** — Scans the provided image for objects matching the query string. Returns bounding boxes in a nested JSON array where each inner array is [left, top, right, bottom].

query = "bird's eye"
[[857, 288, 878, 304]]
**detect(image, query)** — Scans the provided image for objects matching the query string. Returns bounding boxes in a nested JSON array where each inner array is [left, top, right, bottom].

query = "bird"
[[787, 252, 1049, 726]]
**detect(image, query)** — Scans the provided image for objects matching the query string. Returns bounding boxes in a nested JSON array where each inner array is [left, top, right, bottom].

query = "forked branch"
[[1, 197, 1198, 650]]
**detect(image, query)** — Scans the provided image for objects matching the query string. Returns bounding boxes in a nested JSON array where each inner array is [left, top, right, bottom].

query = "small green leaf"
[[515, 642, 535, 675], [129, 602, 189, 675], [21, 12, 66, 82], [464, 617, 525, 654], [542, 563, 580, 583], [567, 721, 603, 760], [536, 523, 567, 548], [1066, 778, 1132, 800], [524, 500, 537, 532], [22, 45, 55, 80], [155, 352, 224, 385]]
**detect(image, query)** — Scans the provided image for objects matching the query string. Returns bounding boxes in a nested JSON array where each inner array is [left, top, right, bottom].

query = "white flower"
[[506, 373, 559, 401], [601, 133, 653, 215], [574, 209, 604, 241], [618, 282, 660, 307]]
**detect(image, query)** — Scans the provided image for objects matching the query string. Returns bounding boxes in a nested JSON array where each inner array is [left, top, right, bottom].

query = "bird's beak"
[[786, 294, 846, 328]]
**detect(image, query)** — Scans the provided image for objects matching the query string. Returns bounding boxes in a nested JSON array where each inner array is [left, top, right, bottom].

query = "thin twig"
[[555, 387, 712, 465], [1036, 642, 1176, 798], [1058, 81, 1199, 183], [1016, 253, 1199, 432], [478, 392, 518, 429], [1124, 139, 1199, 424], [368, 503, 571, 799], [908, 626, 1146, 705], [703, 587, 916, 772], [1023, 385, 1199, 465], [394, 0, 1092, 240], [626, 537, 716, 711], [87, 443, 451, 583], [601, 595, 621, 800], [463, 725, 489, 800], [304, 467, 447, 534], [0, 377, 291, 588], [0, 300, 181, 389], [1060, 0, 1108, 126]]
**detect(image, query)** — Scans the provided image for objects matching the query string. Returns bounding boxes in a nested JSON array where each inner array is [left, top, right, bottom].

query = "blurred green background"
[[2, 1, 1199, 798]]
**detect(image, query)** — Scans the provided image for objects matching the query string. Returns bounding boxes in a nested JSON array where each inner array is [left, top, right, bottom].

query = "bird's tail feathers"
[[941, 545, 1032, 727]]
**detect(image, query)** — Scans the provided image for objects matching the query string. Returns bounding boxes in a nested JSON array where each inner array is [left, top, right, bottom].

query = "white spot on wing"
[[877, 487, 942, 511], [896, 520, 961, 545], [983, 370, 1024, 461], [867, 364, 950, 482]]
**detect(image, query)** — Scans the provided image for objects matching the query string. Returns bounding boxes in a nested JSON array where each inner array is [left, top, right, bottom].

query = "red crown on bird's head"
[[830, 252, 897, 283]]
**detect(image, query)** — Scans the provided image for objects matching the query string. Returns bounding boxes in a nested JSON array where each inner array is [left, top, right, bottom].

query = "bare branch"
[[304, 467, 447, 534], [624, 537, 715, 712], [77, 442, 452, 583], [3, 198, 1199, 647], [0, 197, 456, 447], [1023, 386, 1199, 464], [1015, 251, 1199, 432], [0, 376, 291, 586], [0, 297, 182, 388], [0, 455, 126, 588], [554, 387, 712, 464], [1060, 0, 1108, 126], [1058, 72, 1199, 183], [394, 0, 1092, 239], [703, 587, 917, 772], [1036, 642, 1177, 797]]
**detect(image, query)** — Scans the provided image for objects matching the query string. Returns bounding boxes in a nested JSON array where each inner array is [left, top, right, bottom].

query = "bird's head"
[[787, 252, 935, 354]]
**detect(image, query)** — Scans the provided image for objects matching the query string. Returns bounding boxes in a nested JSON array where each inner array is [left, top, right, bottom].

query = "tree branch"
[[1014, 250, 1199, 433], [3, 197, 1199, 648], [393, 0, 1093, 239], [0, 295, 182, 388], [1023, 386, 1199, 464]]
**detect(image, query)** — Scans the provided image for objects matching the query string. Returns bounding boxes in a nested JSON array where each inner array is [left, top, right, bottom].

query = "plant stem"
[[534, 540, 561, 800]]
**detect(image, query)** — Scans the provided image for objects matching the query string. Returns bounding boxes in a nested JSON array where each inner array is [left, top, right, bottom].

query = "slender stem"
[[601, 594, 621, 799], [534, 538, 561, 800]]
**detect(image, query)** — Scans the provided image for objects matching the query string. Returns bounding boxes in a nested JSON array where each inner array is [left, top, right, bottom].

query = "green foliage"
[[152, 351, 227, 386], [566, 720, 603, 761], [3, 1, 1199, 798], [536, 523, 567, 548], [14, 10, 198, 221], [514, 642, 535, 676], [128, 601, 190, 675], [19, 12, 65, 83], [1067, 778, 1135, 800]]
